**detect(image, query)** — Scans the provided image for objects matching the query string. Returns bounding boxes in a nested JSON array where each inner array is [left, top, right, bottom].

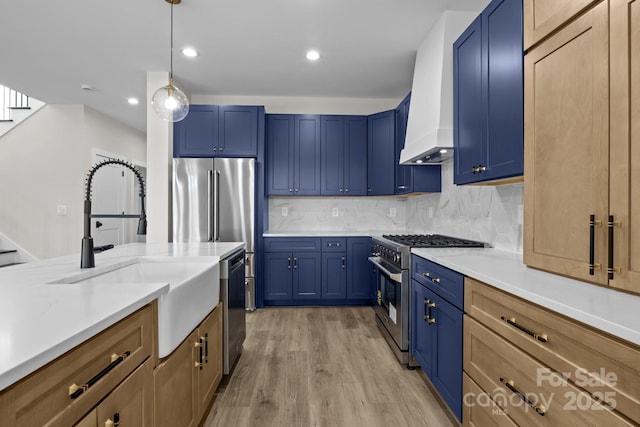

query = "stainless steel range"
[[369, 234, 487, 364]]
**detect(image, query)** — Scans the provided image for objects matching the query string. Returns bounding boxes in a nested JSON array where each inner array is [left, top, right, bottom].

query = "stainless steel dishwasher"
[[220, 249, 246, 375]]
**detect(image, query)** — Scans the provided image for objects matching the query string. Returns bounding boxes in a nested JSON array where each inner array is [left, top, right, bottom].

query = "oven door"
[[368, 256, 409, 351]]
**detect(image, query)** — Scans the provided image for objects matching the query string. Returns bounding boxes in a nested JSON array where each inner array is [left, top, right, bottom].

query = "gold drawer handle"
[[501, 316, 548, 343], [500, 377, 546, 416], [431, 277, 441, 283]]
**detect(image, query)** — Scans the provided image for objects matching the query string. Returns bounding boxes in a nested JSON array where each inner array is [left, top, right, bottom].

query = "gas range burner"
[[381, 234, 487, 248]]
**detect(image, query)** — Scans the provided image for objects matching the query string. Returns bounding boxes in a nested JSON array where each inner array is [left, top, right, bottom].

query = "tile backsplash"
[[268, 159, 523, 252]]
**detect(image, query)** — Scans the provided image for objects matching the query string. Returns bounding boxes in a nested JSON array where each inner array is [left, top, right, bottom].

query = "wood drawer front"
[[264, 237, 321, 252], [524, 0, 600, 50], [465, 278, 640, 423], [412, 256, 464, 310], [463, 373, 518, 427], [465, 317, 634, 426], [321, 238, 346, 252], [6, 304, 154, 427]]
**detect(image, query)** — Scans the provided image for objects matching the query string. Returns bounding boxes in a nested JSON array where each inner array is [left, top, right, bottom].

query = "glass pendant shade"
[[152, 82, 189, 122]]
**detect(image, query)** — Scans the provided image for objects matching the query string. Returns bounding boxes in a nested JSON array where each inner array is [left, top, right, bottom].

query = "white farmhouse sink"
[[49, 256, 220, 358]]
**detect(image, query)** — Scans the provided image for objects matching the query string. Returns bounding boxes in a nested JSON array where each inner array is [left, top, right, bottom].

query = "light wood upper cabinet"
[[524, 0, 609, 285], [523, 0, 599, 49], [525, 0, 640, 295], [609, 0, 640, 293]]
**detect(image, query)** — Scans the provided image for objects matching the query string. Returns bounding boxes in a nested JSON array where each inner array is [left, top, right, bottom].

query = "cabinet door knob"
[[289, 188, 293, 193], [345, 188, 349, 192], [213, 147, 218, 151], [339, 188, 343, 192], [398, 185, 407, 190]]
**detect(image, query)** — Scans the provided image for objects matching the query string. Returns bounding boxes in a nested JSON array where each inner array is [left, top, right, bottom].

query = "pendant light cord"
[[169, 2, 174, 80]]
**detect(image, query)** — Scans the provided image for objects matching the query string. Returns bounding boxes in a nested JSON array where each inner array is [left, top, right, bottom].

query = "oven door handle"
[[368, 257, 403, 283]]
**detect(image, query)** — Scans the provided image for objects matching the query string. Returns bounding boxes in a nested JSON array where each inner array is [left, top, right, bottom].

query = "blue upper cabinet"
[[395, 94, 413, 194], [174, 105, 219, 157], [293, 115, 321, 196], [321, 115, 367, 196], [367, 110, 396, 196], [267, 114, 321, 196], [174, 105, 262, 157], [453, 0, 523, 185]]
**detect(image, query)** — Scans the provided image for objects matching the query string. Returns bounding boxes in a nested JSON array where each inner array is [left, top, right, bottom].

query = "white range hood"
[[400, 11, 479, 165]]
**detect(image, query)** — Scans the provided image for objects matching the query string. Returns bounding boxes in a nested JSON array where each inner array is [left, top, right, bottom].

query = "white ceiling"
[[0, 0, 488, 132]]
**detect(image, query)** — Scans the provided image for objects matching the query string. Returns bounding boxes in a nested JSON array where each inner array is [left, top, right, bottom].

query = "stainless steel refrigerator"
[[173, 157, 255, 374]]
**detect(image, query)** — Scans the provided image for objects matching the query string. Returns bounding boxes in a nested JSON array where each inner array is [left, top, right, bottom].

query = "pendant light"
[[152, 0, 189, 122]]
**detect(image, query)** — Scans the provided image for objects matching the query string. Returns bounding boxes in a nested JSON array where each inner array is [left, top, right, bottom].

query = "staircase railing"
[[1, 85, 31, 122]]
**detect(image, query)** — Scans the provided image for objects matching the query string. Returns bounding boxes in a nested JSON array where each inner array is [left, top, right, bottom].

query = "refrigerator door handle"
[[207, 170, 214, 241], [213, 170, 220, 241]]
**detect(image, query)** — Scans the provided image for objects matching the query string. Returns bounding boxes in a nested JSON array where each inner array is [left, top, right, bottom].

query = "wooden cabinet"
[[454, 0, 524, 185], [77, 359, 153, 427], [464, 277, 640, 425], [321, 115, 367, 196], [523, 0, 599, 49], [367, 110, 396, 196], [0, 305, 154, 427], [524, 0, 640, 294], [174, 105, 262, 157], [410, 255, 465, 422], [154, 303, 222, 427], [266, 114, 321, 196], [264, 237, 372, 304]]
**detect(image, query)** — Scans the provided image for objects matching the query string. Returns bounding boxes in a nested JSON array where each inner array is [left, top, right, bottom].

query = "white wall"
[[0, 104, 146, 259]]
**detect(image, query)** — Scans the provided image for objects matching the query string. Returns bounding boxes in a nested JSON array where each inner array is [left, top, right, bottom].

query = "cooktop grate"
[[381, 234, 487, 248]]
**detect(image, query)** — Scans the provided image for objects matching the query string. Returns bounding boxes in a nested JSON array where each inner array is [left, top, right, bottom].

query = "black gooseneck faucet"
[[81, 159, 147, 268]]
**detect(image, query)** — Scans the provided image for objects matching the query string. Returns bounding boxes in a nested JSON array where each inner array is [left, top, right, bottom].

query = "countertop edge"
[[411, 248, 640, 347], [0, 284, 169, 392]]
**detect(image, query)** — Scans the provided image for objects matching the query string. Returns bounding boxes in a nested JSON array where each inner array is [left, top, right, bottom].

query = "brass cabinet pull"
[[68, 351, 130, 399], [288, 257, 292, 269], [424, 299, 436, 324], [422, 272, 430, 277], [472, 165, 487, 173], [204, 333, 209, 364], [500, 378, 546, 416], [195, 337, 204, 370], [341, 256, 345, 269], [501, 316, 548, 343], [431, 277, 441, 283], [293, 257, 298, 269], [589, 215, 603, 275], [104, 413, 120, 427], [607, 216, 622, 279]]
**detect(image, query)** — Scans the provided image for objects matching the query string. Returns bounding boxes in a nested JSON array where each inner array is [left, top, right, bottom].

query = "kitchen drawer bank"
[[263, 236, 372, 306]]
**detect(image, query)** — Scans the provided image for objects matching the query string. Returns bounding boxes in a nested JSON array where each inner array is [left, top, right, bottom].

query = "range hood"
[[400, 11, 479, 165]]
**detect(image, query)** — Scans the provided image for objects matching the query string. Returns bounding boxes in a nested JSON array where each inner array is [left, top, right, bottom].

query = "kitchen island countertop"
[[0, 242, 243, 391], [411, 247, 640, 347]]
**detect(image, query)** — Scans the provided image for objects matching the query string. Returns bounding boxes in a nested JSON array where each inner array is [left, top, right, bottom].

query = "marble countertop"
[[411, 248, 640, 346], [0, 241, 244, 391]]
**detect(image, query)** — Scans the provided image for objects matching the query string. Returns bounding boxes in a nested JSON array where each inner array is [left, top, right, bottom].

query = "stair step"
[[0, 249, 18, 255]]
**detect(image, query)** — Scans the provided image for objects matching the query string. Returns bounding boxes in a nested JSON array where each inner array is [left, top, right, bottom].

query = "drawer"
[[412, 255, 464, 310], [465, 277, 640, 424], [463, 373, 518, 427], [465, 317, 634, 426], [264, 237, 321, 252], [1, 304, 154, 427], [321, 238, 346, 252], [524, 0, 600, 50]]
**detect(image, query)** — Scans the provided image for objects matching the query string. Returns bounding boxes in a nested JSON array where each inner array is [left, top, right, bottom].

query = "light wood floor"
[[203, 306, 456, 427]]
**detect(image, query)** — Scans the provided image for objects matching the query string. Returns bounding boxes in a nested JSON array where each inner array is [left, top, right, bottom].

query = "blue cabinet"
[[410, 255, 465, 422], [321, 116, 367, 196], [266, 114, 321, 195], [264, 237, 372, 305], [347, 237, 372, 300], [263, 238, 322, 302], [174, 105, 262, 157], [453, 0, 523, 184], [367, 110, 396, 196]]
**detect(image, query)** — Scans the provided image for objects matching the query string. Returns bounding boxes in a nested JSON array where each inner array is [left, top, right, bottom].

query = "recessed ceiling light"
[[128, 97, 140, 105], [306, 50, 320, 61], [182, 47, 198, 57]]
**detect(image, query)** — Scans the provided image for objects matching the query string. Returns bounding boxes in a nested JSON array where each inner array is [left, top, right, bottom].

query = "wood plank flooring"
[[203, 306, 456, 427]]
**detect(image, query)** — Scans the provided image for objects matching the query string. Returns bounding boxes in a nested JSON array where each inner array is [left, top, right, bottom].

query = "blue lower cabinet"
[[293, 252, 322, 299], [411, 277, 464, 422], [322, 252, 347, 299], [264, 237, 372, 305]]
